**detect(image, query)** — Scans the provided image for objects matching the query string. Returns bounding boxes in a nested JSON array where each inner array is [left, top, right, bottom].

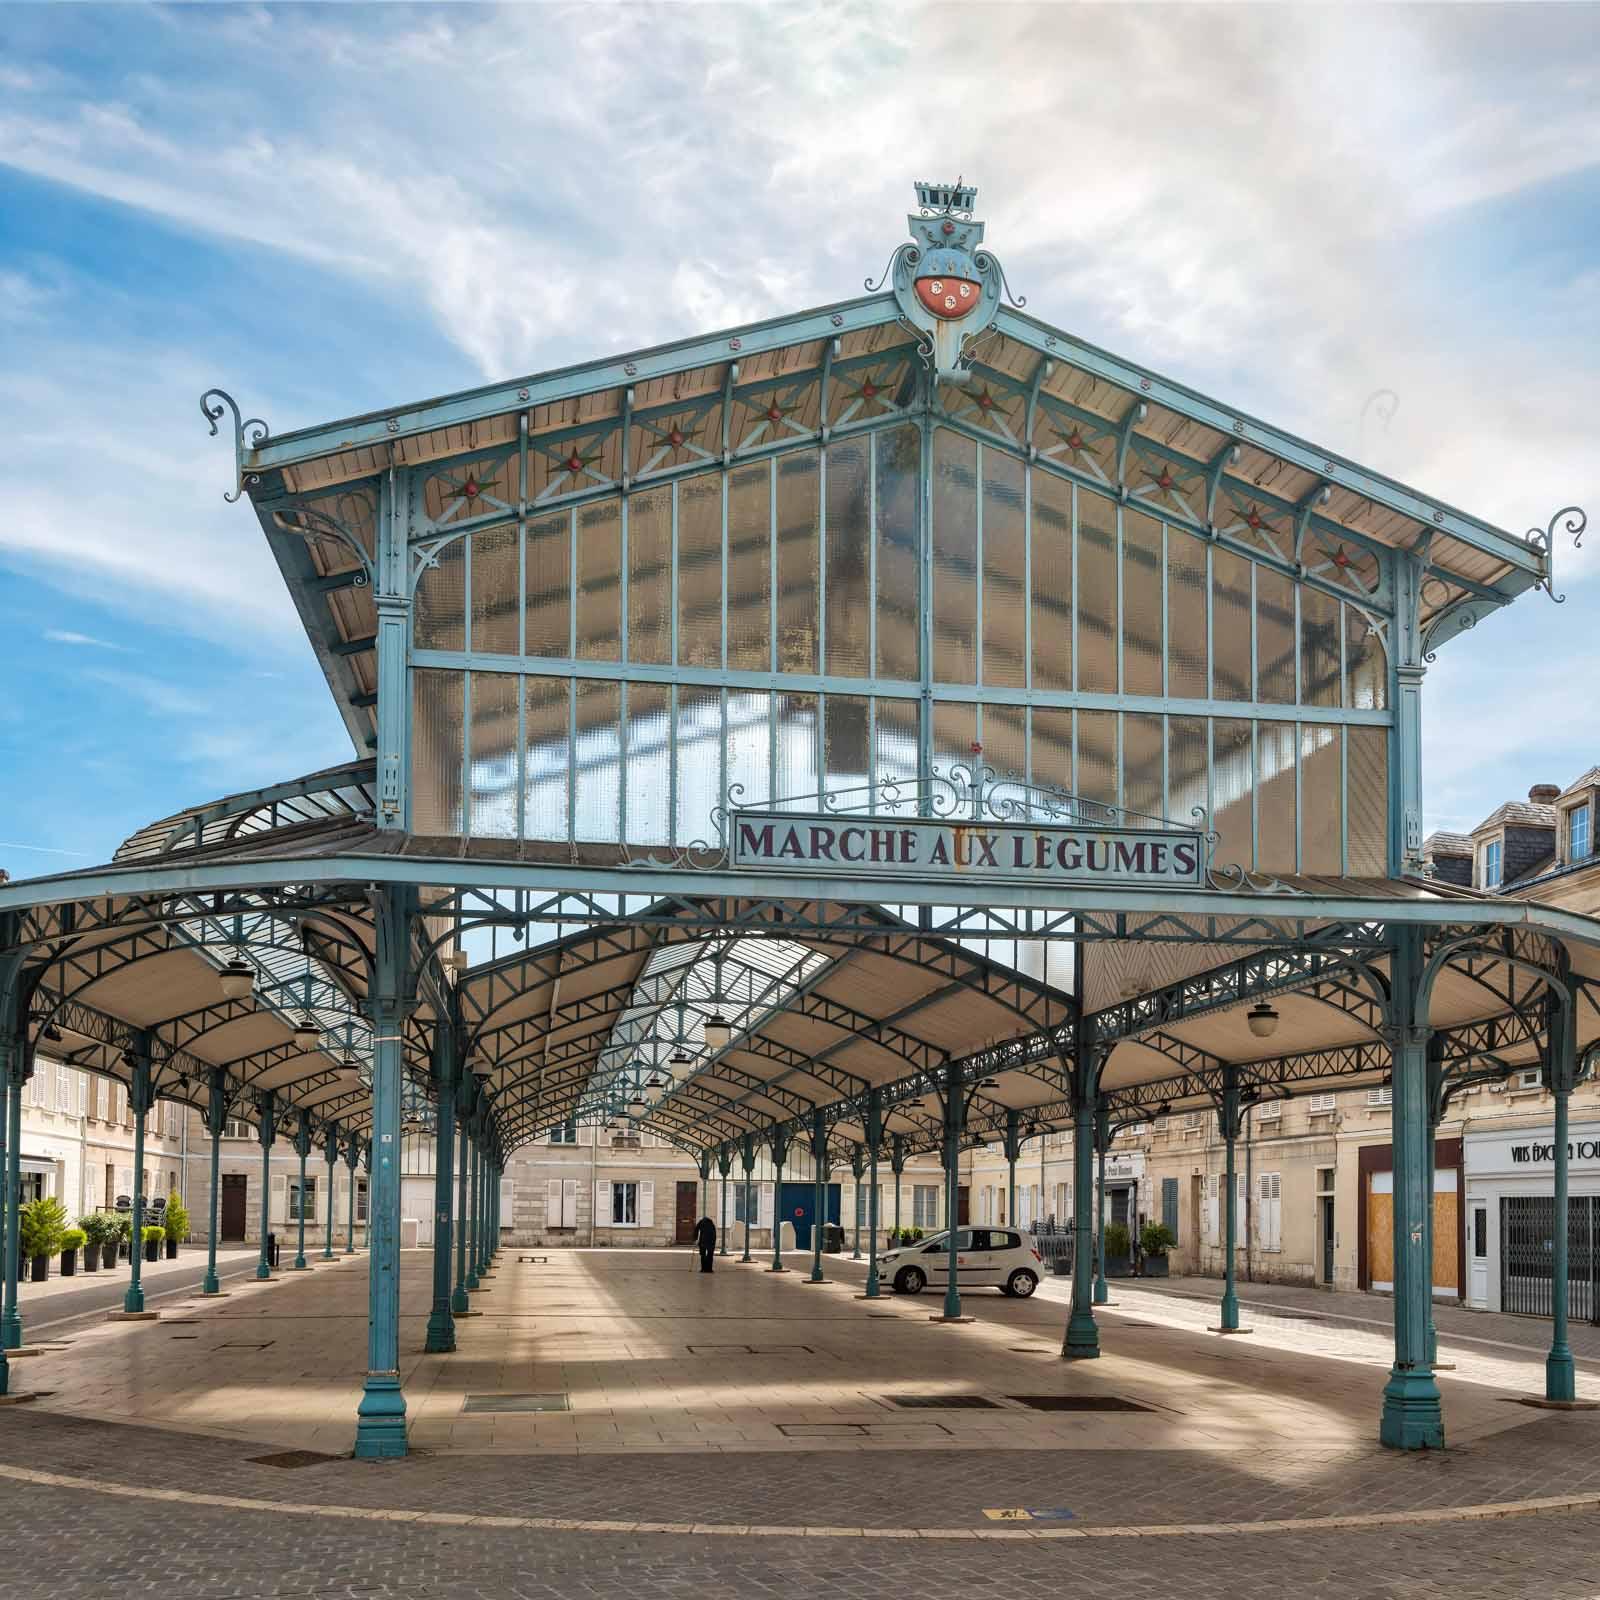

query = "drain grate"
[[168, 1335, 199, 1340], [461, 1392, 569, 1414], [1009, 1347, 1053, 1355], [883, 1394, 1001, 1409], [1007, 1394, 1153, 1413], [686, 1343, 814, 1356], [247, 1449, 342, 1469], [217, 1341, 274, 1350], [162, 1320, 201, 1326]]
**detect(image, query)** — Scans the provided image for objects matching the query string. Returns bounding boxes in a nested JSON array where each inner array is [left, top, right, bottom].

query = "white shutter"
[[638, 1180, 655, 1229], [499, 1176, 514, 1227], [270, 1172, 287, 1224], [1203, 1174, 1218, 1245], [595, 1180, 610, 1227], [561, 1178, 578, 1228], [117, 1166, 132, 1197], [759, 1182, 774, 1230], [546, 1179, 563, 1229]]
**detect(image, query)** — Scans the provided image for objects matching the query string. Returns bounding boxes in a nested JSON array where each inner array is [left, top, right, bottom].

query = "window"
[[1367, 1086, 1392, 1108], [224, 1118, 253, 1140], [610, 1181, 638, 1226], [1182, 1111, 1203, 1130], [1116, 1123, 1148, 1139], [355, 1178, 369, 1223], [1256, 1100, 1281, 1122], [853, 1185, 880, 1228], [1308, 1093, 1336, 1114], [734, 1183, 757, 1224], [1570, 804, 1592, 863], [1482, 837, 1503, 889], [287, 1178, 316, 1221], [1515, 1068, 1543, 1091], [1472, 1208, 1487, 1259], [549, 1118, 579, 1145], [912, 1184, 940, 1230], [1256, 1173, 1282, 1252]]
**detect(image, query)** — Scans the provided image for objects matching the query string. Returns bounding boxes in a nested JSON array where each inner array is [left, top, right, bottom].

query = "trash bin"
[[267, 1232, 281, 1270], [821, 1222, 845, 1254]]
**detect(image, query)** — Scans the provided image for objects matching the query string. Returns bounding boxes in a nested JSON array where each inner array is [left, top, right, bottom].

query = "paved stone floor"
[[7, 1244, 262, 1335], [5, 1245, 1600, 1597]]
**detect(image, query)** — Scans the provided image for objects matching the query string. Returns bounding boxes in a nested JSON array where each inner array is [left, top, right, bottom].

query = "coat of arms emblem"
[[874, 180, 1019, 382]]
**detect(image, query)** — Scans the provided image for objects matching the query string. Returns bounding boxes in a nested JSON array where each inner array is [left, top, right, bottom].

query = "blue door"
[[780, 1183, 842, 1249]]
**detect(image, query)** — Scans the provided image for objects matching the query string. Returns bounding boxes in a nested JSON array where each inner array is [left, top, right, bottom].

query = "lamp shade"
[[219, 956, 255, 1002], [645, 1075, 665, 1105], [292, 1013, 321, 1048], [627, 1091, 645, 1113], [1246, 1001, 1280, 1039], [702, 1014, 732, 1051], [471, 1057, 493, 1078]]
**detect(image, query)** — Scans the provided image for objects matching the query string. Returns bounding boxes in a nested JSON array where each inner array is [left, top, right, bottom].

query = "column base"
[[2, 1318, 24, 1351], [122, 1288, 145, 1315], [0, 1391, 39, 1405], [1063, 1310, 1100, 1360], [768, 1264, 789, 1272], [450, 1291, 470, 1315], [107, 1310, 160, 1322], [353, 1374, 408, 1459], [423, 1310, 457, 1354], [201, 1290, 231, 1297], [930, 1315, 975, 1324], [255, 1265, 272, 1280], [1379, 1368, 1444, 1450], [1207, 1325, 1254, 1335], [1546, 1348, 1577, 1403]]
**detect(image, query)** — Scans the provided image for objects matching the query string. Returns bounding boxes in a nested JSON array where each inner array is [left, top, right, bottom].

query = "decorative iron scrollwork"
[[1527, 505, 1587, 604], [200, 389, 271, 503]]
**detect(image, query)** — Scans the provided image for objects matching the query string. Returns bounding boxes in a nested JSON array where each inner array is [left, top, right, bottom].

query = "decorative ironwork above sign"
[[867, 179, 1022, 384]]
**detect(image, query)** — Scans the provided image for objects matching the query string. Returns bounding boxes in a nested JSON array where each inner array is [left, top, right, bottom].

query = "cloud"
[[44, 628, 134, 651]]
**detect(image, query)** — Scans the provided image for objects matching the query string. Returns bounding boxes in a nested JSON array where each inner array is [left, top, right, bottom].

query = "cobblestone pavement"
[[6, 1245, 262, 1335], [1, 1452, 1597, 1600]]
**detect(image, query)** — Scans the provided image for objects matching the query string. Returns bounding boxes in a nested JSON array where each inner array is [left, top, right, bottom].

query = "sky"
[[1, 2, 1597, 873]]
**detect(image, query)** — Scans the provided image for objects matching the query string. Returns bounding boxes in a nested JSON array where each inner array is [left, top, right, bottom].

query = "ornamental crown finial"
[[914, 178, 977, 217]]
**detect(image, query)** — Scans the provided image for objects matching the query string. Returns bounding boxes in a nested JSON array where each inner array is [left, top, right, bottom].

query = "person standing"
[[694, 1214, 717, 1272]]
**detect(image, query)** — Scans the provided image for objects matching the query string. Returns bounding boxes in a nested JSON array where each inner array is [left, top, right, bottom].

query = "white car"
[[881, 1228, 1042, 1297]]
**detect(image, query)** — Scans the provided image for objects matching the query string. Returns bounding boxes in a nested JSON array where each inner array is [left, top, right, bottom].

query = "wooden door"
[[957, 1184, 970, 1226], [221, 1173, 248, 1241], [675, 1181, 699, 1245]]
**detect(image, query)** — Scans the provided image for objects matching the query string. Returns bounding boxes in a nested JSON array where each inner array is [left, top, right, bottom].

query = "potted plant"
[[19, 1196, 67, 1282], [113, 1212, 133, 1262], [1140, 1220, 1176, 1278], [1102, 1220, 1132, 1278], [80, 1212, 110, 1271], [60, 1227, 86, 1277], [142, 1224, 165, 1263], [162, 1194, 189, 1259]]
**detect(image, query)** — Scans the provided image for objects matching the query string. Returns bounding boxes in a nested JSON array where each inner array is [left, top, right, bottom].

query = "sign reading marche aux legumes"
[[730, 812, 1205, 888]]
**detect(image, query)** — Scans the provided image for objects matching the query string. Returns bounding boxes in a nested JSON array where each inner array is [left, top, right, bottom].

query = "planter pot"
[[1143, 1254, 1170, 1278], [143, 1241, 160, 1262], [60, 1249, 77, 1277], [82, 1246, 98, 1273], [165, 1239, 179, 1260], [1105, 1252, 1132, 1278], [29, 1255, 48, 1283]]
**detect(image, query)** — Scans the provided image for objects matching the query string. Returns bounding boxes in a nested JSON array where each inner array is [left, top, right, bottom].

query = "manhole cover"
[[246, 1449, 341, 1469], [883, 1394, 1001, 1409], [1007, 1395, 1153, 1412], [461, 1392, 569, 1414]]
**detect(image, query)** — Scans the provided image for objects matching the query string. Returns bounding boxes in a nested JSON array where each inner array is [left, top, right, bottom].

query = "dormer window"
[[1482, 837, 1503, 890], [1568, 803, 1591, 864]]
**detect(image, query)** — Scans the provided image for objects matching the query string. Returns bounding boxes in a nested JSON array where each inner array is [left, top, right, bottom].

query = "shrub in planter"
[[114, 1213, 133, 1261], [161, 1195, 189, 1259], [1139, 1221, 1176, 1278], [20, 1196, 67, 1282], [1102, 1220, 1132, 1278], [80, 1212, 112, 1270], [141, 1225, 165, 1263], [60, 1227, 86, 1276]]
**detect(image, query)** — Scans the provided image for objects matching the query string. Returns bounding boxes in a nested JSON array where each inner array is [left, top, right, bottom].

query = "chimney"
[[1528, 784, 1560, 805]]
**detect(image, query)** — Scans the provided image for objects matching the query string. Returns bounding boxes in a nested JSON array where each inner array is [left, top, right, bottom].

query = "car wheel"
[[1007, 1269, 1038, 1299], [895, 1266, 926, 1295]]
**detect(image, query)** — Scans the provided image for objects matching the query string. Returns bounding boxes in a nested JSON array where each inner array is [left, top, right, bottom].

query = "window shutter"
[[1161, 1177, 1179, 1235], [759, 1182, 774, 1230], [638, 1180, 654, 1229], [499, 1177, 514, 1226], [546, 1179, 563, 1229], [270, 1173, 287, 1224], [595, 1180, 610, 1227], [561, 1178, 578, 1228]]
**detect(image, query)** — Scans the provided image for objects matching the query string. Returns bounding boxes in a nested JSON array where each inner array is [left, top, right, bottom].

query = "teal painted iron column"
[[0, 941, 18, 1386], [1004, 1108, 1021, 1231], [940, 1059, 964, 1320], [849, 1144, 865, 1260], [124, 1041, 155, 1313], [1063, 1044, 1101, 1360], [291, 1112, 313, 1269], [717, 1147, 731, 1256], [322, 1125, 340, 1261], [451, 1080, 471, 1313], [697, 1151, 711, 1231], [1218, 1067, 1242, 1331], [2, 1032, 27, 1351], [1379, 925, 1443, 1450], [1545, 979, 1578, 1403], [1424, 1037, 1444, 1365], [202, 1068, 227, 1295], [354, 885, 415, 1460], [344, 1135, 360, 1252], [425, 1020, 458, 1354], [0, 1031, 9, 1393], [363, 1143, 373, 1251], [739, 1134, 755, 1263], [891, 1134, 906, 1248], [465, 1139, 480, 1290], [768, 1128, 790, 1270], [864, 1091, 883, 1298], [809, 1108, 827, 1283], [254, 1091, 276, 1280], [1093, 1104, 1109, 1306]]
